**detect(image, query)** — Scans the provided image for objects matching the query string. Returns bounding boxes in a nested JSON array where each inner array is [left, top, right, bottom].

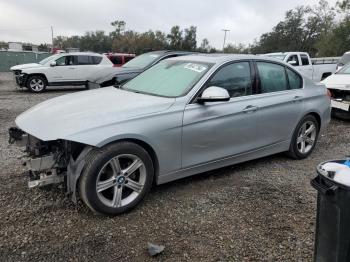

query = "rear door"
[[252, 61, 304, 148], [75, 55, 100, 81]]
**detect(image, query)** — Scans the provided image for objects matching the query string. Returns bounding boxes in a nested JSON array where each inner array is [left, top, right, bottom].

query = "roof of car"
[[168, 54, 270, 64], [60, 52, 103, 56]]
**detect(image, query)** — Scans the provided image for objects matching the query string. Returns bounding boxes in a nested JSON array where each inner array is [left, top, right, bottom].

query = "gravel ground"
[[0, 72, 349, 261]]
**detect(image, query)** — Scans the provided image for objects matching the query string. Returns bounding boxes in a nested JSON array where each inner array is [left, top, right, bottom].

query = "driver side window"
[[206, 62, 252, 98], [55, 56, 67, 66], [55, 56, 76, 66], [287, 55, 300, 66]]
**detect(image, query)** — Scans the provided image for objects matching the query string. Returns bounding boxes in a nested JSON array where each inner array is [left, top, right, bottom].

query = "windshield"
[[337, 63, 350, 74], [265, 54, 286, 60], [122, 53, 161, 69], [122, 60, 212, 97], [38, 54, 60, 65]]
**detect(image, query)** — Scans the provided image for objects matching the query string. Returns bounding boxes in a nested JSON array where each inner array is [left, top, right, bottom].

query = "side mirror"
[[288, 60, 297, 66], [197, 86, 230, 103], [50, 61, 57, 67]]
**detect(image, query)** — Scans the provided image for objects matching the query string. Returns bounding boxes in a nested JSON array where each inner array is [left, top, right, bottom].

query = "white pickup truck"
[[264, 52, 338, 82]]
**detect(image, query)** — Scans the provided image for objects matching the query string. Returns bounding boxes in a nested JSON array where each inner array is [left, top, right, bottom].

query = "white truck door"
[[299, 54, 314, 80]]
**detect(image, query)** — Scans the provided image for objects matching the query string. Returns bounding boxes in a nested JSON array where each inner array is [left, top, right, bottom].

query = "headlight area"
[[8, 127, 87, 191]]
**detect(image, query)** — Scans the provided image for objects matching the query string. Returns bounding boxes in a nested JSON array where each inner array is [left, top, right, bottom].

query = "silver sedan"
[[10, 54, 331, 215]]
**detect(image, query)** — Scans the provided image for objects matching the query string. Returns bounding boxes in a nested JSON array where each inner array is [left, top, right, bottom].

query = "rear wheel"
[[27, 75, 47, 93], [79, 142, 154, 215], [288, 115, 319, 159]]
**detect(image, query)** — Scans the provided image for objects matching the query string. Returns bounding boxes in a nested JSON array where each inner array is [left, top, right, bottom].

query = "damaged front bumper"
[[8, 127, 92, 202], [9, 127, 67, 188]]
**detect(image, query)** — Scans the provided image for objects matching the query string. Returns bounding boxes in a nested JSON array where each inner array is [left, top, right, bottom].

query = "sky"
[[0, 0, 339, 49]]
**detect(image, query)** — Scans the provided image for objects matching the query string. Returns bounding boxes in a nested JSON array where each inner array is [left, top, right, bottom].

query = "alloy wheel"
[[29, 78, 44, 92], [296, 121, 317, 154], [95, 154, 146, 208]]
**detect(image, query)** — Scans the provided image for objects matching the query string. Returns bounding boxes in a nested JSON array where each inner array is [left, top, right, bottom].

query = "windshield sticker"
[[184, 63, 207, 73]]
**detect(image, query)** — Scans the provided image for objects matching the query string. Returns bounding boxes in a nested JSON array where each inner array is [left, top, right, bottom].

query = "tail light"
[[327, 89, 332, 98]]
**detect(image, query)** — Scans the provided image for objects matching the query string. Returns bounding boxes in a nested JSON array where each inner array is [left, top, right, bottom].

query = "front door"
[[47, 55, 77, 82], [181, 61, 260, 168]]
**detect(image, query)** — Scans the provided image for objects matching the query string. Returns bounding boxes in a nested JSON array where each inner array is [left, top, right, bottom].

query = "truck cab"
[[264, 52, 337, 82]]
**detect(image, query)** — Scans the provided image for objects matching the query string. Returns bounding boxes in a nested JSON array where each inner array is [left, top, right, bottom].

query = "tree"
[[167, 26, 183, 50], [182, 26, 197, 51], [198, 38, 210, 52], [251, 0, 335, 56], [223, 43, 249, 54], [110, 20, 126, 37]]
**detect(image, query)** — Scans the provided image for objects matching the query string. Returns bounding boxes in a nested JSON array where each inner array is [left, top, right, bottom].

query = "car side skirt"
[[49, 81, 86, 86], [157, 140, 290, 185]]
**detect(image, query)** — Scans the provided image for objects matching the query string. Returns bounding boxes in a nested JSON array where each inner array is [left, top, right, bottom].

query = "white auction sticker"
[[184, 63, 207, 73]]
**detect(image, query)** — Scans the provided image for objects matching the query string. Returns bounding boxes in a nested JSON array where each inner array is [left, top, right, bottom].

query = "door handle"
[[242, 105, 259, 113], [293, 96, 303, 102], [68, 67, 76, 69]]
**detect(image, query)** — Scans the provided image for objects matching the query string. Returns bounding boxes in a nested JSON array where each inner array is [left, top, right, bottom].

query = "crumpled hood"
[[322, 74, 350, 90], [10, 63, 41, 71], [16, 87, 175, 141], [88, 66, 142, 84]]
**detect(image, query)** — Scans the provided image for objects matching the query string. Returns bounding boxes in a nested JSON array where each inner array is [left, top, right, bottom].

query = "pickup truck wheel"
[[287, 115, 319, 159], [27, 75, 46, 93], [332, 108, 350, 120], [79, 142, 154, 216]]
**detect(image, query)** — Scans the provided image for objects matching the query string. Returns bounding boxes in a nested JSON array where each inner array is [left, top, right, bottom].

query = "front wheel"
[[27, 75, 47, 93], [287, 115, 319, 159], [79, 142, 154, 215]]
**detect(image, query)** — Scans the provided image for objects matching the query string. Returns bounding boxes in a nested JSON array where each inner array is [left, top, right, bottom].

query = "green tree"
[[167, 26, 183, 50], [182, 26, 197, 51]]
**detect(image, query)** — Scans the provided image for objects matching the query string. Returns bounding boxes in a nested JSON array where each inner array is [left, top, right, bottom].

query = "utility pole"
[[51, 26, 54, 48], [222, 29, 230, 52]]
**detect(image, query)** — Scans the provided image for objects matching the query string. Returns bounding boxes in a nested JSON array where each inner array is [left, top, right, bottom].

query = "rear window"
[[110, 56, 123, 65], [77, 55, 90, 65], [124, 56, 134, 63], [300, 55, 310, 65], [91, 56, 102, 65], [286, 68, 302, 89]]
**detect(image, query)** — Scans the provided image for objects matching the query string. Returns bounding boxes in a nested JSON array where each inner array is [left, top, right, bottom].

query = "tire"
[[26, 75, 47, 93], [79, 142, 154, 215], [287, 115, 319, 159], [331, 108, 350, 121]]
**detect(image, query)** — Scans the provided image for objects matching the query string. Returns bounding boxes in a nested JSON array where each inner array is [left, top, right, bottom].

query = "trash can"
[[311, 160, 350, 262]]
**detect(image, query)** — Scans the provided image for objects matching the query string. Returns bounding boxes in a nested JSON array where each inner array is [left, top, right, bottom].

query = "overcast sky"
[[0, 0, 339, 48]]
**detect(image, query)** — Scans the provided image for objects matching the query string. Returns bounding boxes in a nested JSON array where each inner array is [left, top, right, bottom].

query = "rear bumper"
[[331, 99, 350, 112]]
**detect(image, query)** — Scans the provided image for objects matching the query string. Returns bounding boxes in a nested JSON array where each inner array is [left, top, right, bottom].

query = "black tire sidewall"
[[81, 142, 154, 215], [27, 75, 46, 93], [290, 115, 319, 159]]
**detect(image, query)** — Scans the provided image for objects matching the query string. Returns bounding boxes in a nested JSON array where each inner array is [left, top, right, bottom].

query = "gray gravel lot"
[[0, 72, 349, 261]]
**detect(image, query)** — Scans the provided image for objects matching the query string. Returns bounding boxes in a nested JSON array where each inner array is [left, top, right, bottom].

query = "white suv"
[[10, 52, 113, 93]]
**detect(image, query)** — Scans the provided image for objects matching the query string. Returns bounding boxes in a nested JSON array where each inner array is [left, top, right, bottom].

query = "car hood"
[[10, 63, 42, 71], [16, 87, 175, 142], [88, 66, 142, 84], [322, 74, 350, 90]]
